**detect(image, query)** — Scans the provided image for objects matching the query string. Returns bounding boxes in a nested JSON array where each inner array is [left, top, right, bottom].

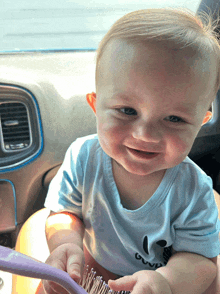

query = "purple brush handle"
[[0, 245, 87, 294]]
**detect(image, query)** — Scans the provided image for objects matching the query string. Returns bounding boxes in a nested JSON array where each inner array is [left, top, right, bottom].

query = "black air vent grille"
[[0, 102, 31, 150]]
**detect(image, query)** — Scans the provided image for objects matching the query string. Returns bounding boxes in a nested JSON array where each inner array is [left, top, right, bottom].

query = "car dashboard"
[[0, 51, 97, 245]]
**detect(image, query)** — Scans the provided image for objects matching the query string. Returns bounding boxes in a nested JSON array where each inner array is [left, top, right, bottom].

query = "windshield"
[[1, 0, 201, 52]]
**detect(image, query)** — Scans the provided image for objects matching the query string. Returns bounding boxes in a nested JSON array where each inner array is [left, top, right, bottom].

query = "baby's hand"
[[108, 270, 172, 294], [42, 242, 84, 294]]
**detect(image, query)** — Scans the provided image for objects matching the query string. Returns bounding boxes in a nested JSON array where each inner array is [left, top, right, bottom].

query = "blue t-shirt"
[[44, 134, 220, 276]]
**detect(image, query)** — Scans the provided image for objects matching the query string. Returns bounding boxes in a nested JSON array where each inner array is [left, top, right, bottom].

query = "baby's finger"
[[66, 251, 84, 281], [108, 276, 136, 292]]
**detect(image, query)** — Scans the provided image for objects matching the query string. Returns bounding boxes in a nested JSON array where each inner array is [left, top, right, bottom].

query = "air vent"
[[0, 102, 31, 151]]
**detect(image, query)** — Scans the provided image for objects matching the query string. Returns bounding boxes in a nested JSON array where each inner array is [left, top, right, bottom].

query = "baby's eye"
[[165, 116, 185, 123], [119, 108, 137, 116]]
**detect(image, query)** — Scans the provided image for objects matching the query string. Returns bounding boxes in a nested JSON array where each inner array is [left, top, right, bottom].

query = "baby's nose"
[[132, 121, 162, 143]]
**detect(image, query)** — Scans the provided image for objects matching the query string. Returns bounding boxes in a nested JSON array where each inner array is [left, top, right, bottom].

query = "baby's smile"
[[126, 147, 159, 160]]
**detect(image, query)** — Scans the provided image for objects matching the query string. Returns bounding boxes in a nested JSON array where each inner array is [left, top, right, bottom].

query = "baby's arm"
[[43, 211, 85, 294], [45, 211, 84, 254], [156, 251, 217, 293], [109, 252, 217, 294]]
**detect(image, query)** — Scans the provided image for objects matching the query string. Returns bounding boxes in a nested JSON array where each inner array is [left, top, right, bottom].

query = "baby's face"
[[95, 39, 216, 177]]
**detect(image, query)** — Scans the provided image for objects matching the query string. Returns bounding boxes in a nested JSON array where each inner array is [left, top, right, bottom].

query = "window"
[[1, 0, 201, 52]]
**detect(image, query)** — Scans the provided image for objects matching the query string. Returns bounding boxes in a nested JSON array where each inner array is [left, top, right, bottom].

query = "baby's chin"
[[114, 160, 166, 178]]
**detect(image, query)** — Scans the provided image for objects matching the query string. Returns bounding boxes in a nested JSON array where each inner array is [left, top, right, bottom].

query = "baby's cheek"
[[98, 119, 129, 138], [167, 134, 192, 159]]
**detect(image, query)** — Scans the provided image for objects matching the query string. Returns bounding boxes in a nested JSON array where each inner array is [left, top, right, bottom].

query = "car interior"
[[0, 0, 220, 293]]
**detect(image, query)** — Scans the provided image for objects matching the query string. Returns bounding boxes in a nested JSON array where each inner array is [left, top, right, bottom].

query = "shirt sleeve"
[[44, 139, 84, 219], [173, 175, 220, 258]]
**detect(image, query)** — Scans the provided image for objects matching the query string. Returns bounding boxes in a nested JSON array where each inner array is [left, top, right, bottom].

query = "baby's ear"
[[86, 92, 96, 114], [202, 111, 212, 125]]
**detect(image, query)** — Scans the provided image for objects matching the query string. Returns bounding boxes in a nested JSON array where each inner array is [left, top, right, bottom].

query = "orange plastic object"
[[12, 208, 50, 294], [35, 282, 45, 294]]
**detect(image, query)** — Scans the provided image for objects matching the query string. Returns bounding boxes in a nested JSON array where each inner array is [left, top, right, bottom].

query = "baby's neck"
[[112, 160, 166, 210]]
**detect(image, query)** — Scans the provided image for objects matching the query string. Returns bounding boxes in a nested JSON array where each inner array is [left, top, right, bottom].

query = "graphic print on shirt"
[[135, 235, 172, 269]]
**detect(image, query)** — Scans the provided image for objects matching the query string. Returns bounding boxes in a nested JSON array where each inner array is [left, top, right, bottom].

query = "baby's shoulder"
[[180, 157, 209, 178], [73, 133, 98, 146], [174, 157, 212, 192], [69, 134, 99, 153], [67, 134, 105, 167]]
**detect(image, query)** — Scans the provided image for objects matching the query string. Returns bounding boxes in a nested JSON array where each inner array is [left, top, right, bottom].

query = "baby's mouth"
[[135, 150, 153, 154], [127, 147, 159, 159]]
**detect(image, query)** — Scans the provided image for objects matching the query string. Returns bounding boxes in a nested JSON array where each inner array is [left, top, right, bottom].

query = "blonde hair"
[[96, 8, 220, 92]]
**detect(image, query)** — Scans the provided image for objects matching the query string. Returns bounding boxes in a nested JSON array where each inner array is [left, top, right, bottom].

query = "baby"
[[43, 8, 220, 294]]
